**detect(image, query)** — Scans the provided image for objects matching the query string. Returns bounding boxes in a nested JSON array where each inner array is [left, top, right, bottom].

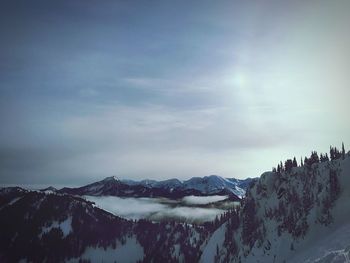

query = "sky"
[[0, 0, 349, 186]]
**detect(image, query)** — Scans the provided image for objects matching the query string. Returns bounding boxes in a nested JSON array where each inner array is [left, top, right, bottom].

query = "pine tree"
[[242, 198, 259, 247], [330, 146, 334, 161], [292, 157, 298, 167], [320, 153, 329, 162], [329, 169, 340, 202], [335, 147, 341, 159], [285, 159, 294, 173], [310, 151, 319, 164], [342, 142, 346, 159]]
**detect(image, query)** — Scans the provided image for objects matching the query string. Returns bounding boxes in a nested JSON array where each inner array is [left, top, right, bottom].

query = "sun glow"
[[231, 72, 248, 89]]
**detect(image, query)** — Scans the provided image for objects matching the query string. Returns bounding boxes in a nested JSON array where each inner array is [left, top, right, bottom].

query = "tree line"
[[273, 142, 346, 174]]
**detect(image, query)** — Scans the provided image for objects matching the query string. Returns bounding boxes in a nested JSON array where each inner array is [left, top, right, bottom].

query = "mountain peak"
[[102, 176, 119, 182], [40, 186, 57, 192]]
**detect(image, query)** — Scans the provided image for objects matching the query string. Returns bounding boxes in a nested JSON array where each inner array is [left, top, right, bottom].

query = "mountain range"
[[58, 175, 254, 200], [0, 146, 349, 262]]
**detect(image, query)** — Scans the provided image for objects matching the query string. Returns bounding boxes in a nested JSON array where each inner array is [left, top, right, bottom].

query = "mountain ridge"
[[1, 145, 349, 262], [200, 148, 350, 262], [58, 175, 255, 200]]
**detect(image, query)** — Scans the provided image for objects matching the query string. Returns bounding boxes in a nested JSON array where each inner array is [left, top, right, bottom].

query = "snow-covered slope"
[[2, 146, 349, 263], [183, 175, 249, 198], [201, 151, 350, 263], [0, 188, 207, 262]]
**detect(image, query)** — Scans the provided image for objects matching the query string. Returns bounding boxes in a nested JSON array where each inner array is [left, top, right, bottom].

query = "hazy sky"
[[0, 0, 349, 186]]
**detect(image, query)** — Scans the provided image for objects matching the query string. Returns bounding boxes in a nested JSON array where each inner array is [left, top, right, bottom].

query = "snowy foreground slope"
[[0, 188, 209, 262], [1, 149, 349, 262], [201, 152, 350, 263]]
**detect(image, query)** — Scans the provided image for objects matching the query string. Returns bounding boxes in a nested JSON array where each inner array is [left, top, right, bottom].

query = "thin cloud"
[[85, 195, 228, 223], [0, 0, 349, 186], [182, 195, 228, 205]]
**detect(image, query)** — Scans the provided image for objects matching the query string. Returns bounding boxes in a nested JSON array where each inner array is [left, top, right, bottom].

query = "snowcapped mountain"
[[1, 145, 349, 262], [200, 149, 350, 263], [182, 175, 251, 198], [122, 175, 251, 197], [59, 175, 253, 200]]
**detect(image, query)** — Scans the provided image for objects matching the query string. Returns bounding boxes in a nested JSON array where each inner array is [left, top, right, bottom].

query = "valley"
[[84, 195, 239, 223], [1, 146, 349, 262]]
